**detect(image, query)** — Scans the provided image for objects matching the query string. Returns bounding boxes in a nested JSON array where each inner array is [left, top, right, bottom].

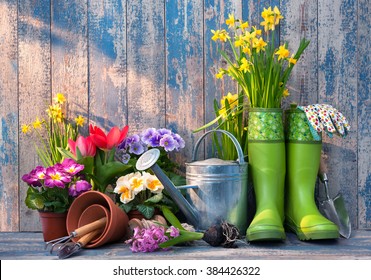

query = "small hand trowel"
[[318, 172, 352, 239]]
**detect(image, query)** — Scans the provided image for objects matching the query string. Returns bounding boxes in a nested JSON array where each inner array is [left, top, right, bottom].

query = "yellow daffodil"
[[32, 117, 43, 129], [239, 57, 250, 73], [242, 45, 252, 55], [219, 92, 238, 118], [75, 115, 85, 127], [288, 55, 297, 65], [275, 45, 290, 60], [273, 6, 284, 25], [283, 88, 290, 97], [21, 124, 31, 134], [240, 21, 249, 31], [53, 93, 66, 104], [234, 35, 244, 47], [211, 29, 221, 41], [253, 37, 267, 53], [261, 7, 273, 21], [218, 29, 230, 42], [226, 14, 235, 28], [216, 69, 225, 79]]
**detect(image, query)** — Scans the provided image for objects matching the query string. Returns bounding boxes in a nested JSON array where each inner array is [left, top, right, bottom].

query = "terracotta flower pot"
[[77, 204, 110, 246], [66, 191, 128, 248], [38, 211, 68, 242]]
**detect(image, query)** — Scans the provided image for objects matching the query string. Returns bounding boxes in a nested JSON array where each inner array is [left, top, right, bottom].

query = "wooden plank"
[[51, 0, 88, 133], [1, 231, 371, 260], [203, 0, 242, 157], [165, 0, 204, 167], [357, 0, 371, 229], [126, 0, 166, 134], [18, 0, 52, 231], [318, 0, 358, 228], [88, 0, 128, 130], [281, 0, 318, 106], [0, 0, 19, 231]]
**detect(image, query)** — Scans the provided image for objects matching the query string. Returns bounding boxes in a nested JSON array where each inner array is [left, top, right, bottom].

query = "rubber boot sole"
[[246, 225, 286, 241]]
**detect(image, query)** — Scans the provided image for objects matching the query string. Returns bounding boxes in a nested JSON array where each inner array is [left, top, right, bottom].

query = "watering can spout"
[[136, 149, 199, 227]]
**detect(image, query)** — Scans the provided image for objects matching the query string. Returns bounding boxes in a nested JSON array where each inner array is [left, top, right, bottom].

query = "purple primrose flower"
[[44, 166, 71, 188], [68, 180, 92, 197], [21, 166, 46, 187], [59, 158, 84, 175], [159, 134, 176, 152]]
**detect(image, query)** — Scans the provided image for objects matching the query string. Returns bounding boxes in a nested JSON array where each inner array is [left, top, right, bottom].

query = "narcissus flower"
[[275, 45, 290, 60]]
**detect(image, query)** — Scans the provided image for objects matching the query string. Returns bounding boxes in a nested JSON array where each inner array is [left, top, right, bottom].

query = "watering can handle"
[[192, 130, 245, 164]]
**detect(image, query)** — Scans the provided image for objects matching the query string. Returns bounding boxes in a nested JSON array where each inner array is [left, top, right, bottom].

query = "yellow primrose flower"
[[143, 172, 163, 194], [253, 37, 267, 53], [130, 175, 145, 195], [114, 183, 134, 204], [288, 55, 297, 65], [275, 45, 290, 60], [239, 57, 250, 73], [32, 117, 43, 129], [226, 14, 235, 28], [21, 124, 31, 134], [75, 115, 85, 127], [53, 93, 66, 104]]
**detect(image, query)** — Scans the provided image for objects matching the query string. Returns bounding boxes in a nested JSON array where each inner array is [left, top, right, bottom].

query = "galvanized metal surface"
[[1, 231, 371, 260], [0, 0, 370, 232]]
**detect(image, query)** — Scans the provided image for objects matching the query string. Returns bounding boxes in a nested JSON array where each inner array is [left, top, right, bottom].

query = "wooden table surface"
[[1, 230, 371, 260]]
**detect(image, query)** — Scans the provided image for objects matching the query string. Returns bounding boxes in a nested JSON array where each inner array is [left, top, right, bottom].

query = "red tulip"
[[89, 124, 129, 150], [68, 135, 97, 157]]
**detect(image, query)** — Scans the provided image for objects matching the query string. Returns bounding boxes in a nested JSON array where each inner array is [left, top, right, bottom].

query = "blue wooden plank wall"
[[0, 0, 370, 231]]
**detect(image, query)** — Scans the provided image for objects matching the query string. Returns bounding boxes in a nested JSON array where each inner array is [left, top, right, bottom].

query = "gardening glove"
[[298, 104, 350, 140]]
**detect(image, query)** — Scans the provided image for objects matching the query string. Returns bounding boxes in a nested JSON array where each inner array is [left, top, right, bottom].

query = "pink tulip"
[[68, 135, 96, 157], [89, 124, 129, 150]]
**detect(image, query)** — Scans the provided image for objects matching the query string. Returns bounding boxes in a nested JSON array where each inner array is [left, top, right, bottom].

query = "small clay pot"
[[77, 204, 110, 247], [66, 191, 129, 247], [39, 211, 68, 242]]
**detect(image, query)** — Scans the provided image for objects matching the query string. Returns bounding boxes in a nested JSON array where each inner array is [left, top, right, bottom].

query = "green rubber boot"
[[285, 107, 339, 240], [246, 108, 286, 241]]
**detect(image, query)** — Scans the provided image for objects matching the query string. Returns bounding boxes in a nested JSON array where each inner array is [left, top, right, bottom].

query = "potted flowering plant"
[[114, 171, 177, 219], [22, 158, 92, 213], [118, 127, 186, 186], [21, 158, 92, 241]]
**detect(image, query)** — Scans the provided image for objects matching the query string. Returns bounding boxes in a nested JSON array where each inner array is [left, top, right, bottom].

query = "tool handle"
[[73, 217, 107, 237], [77, 229, 102, 247]]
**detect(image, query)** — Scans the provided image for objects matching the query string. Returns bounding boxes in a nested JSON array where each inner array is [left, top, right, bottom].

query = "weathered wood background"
[[0, 0, 369, 232]]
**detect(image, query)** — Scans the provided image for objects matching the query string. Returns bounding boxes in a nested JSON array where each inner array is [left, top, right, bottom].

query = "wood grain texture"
[[318, 0, 358, 229], [126, 0, 166, 133], [88, 0, 128, 130], [18, 0, 52, 231], [51, 0, 88, 132], [0, 0, 369, 231], [203, 0, 242, 157], [165, 0, 204, 167], [357, 0, 371, 229], [0, 0, 19, 231]]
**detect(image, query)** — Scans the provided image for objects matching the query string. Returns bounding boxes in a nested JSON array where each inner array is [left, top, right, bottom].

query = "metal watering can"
[[136, 130, 249, 232]]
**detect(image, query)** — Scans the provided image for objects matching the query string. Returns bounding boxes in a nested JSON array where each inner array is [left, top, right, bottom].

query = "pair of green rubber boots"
[[245, 107, 339, 241]]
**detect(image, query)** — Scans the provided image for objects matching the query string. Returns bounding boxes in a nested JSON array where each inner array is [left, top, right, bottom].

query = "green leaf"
[[119, 202, 134, 213], [25, 188, 45, 210], [159, 230, 204, 248], [161, 205, 184, 230], [95, 161, 133, 187], [57, 147, 75, 160], [145, 193, 163, 204], [137, 204, 155, 219]]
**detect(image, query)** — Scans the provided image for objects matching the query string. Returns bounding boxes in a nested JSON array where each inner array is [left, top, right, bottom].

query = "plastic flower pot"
[[66, 190, 128, 248]]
